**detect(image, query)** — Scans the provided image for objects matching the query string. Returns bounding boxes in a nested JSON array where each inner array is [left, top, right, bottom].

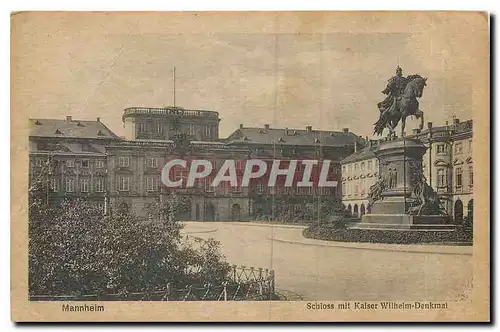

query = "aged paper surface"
[[11, 11, 489, 322]]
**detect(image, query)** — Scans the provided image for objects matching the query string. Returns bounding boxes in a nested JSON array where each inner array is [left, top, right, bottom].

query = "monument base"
[[351, 214, 455, 231]]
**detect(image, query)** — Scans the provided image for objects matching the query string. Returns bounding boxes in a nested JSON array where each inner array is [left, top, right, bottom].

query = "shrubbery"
[[303, 225, 473, 245], [28, 194, 230, 297]]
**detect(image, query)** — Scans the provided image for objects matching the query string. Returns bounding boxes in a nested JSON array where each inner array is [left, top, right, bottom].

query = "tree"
[[29, 194, 230, 297]]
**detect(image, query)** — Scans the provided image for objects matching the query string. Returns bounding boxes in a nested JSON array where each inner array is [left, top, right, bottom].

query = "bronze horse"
[[374, 75, 428, 137]]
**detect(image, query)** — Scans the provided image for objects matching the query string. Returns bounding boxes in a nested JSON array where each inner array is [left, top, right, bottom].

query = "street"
[[182, 222, 473, 301]]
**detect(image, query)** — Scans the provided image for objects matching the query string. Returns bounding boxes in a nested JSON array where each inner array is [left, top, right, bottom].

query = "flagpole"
[[173, 67, 176, 107]]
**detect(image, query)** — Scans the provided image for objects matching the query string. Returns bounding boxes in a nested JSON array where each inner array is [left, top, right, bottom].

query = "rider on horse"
[[378, 66, 407, 116], [374, 66, 427, 137]]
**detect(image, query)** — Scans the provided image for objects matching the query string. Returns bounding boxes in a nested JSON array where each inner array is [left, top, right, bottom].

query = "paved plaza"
[[182, 222, 473, 301]]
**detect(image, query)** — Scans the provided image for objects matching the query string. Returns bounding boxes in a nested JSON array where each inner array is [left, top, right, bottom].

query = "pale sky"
[[13, 12, 487, 139]]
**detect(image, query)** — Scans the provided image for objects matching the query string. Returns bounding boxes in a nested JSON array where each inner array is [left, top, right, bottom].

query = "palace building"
[[28, 116, 121, 211], [29, 106, 364, 221]]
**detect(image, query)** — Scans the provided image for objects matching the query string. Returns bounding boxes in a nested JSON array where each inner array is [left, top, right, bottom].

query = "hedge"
[[302, 225, 473, 245]]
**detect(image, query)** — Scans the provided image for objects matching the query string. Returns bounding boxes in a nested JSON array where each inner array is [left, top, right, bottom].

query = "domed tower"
[[122, 106, 220, 141]]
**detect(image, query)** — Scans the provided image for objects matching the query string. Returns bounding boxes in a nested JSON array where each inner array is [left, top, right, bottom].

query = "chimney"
[[66, 116, 72, 122], [239, 124, 243, 129], [445, 121, 449, 127], [427, 121, 433, 129], [264, 124, 270, 131], [369, 140, 373, 148], [97, 117, 100, 122], [343, 128, 349, 133], [354, 141, 358, 153], [285, 127, 289, 135], [306, 125, 312, 132]]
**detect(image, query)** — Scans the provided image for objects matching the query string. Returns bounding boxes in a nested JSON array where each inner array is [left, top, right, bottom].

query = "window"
[[456, 167, 463, 187], [437, 168, 446, 187], [454, 143, 463, 155], [342, 182, 346, 196], [117, 176, 130, 191], [118, 156, 130, 167], [257, 182, 265, 194], [95, 178, 105, 192], [66, 160, 75, 168], [81, 178, 89, 192], [139, 122, 147, 133], [81, 159, 89, 168], [156, 122, 162, 133], [96, 160, 105, 169], [361, 162, 365, 171], [355, 184, 359, 194], [147, 157, 158, 168], [65, 179, 75, 192], [174, 169, 187, 183], [342, 165, 346, 173], [469, 166, 473, 186], [204, 177, 214, 192], [204, 125, 211, 137], [50, 178, 59, 192], [147, 177, 159, 192], [232, 185, 242, 193], [354, 163, 358, 172], [34, 159, 43, 167], [468, 139, 472, 153], [436, 144, 446, 155], [348, 165, 352, 172], [367, 160, 372, 171], [235, 160, 245, 170], [188, 124, 195, 135]]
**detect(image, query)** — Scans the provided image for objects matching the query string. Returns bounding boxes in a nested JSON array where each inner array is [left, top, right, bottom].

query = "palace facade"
[[29, 106, 364, 221]]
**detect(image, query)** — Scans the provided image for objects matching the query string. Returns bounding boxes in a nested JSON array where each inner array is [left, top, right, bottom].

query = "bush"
[[302, 225, 473, 244], [29, 195, 231, 297]]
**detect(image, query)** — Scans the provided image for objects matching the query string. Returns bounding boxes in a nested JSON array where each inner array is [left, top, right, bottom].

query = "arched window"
[[347, 204, 352, 215], [360, 204, 366, 216], [454, 199, 463, 223], [467, 199, 473, 219], [231, 204, 241, 221], [353, 204, 359, 217]]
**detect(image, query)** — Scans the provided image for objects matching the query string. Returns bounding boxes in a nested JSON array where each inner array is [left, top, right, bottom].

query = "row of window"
[[117, 156, 159, 168], [435, 140, 472, 156], [138, 122, 217, 137], [436, 166, 473, 187], [50, 178, 105, 193], [139, 122, 163, 134], [342, 159, 377, 174], [33, 159, 106, 169], [116, 176, 161, 192], [342, 180, 372, 197]]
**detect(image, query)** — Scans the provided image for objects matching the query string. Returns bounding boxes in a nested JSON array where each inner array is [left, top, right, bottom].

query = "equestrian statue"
[[374, 66, 427, 138]]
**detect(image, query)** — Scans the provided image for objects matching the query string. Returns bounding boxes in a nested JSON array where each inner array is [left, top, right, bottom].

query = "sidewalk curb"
[[269, 236, 473, 256], [223, 222, 307, 229]]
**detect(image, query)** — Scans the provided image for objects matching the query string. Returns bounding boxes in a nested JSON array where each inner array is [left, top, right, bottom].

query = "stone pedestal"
[[357, 137, 454, 231]]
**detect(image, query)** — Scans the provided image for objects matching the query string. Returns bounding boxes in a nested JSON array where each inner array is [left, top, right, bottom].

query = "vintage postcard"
[[11, 11, 490, 322]]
